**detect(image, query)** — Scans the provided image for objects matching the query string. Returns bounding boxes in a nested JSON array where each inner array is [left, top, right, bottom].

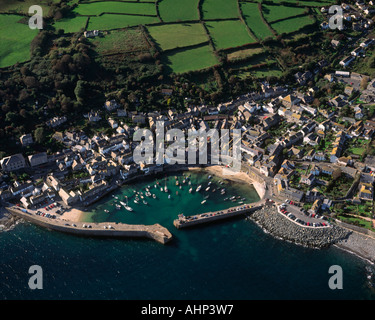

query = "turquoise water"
[[1, 171, 375, 300]]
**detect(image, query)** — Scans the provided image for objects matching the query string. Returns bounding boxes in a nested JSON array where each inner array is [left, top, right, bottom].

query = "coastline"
[[333, 231, 375, 264], [188, 165, 266, 199]]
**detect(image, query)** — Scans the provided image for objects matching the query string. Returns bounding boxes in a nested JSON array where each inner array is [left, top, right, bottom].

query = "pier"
[[173, 201, 264, 229], [6, 207, 173, 245]]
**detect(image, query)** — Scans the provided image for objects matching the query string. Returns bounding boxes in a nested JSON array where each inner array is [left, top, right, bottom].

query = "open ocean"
[[1, 171, 375, 300]]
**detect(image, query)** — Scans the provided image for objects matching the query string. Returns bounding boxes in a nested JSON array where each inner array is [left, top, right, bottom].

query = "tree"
[[34, 127, 45, 144], [74, 80, 85, 104]]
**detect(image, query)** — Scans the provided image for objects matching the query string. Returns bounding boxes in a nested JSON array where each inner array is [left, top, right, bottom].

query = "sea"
[[1, 171, 375, 300]]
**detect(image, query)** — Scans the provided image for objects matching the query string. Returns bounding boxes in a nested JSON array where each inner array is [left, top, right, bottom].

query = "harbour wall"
[[7, 207, 173, 245], [173, 204, 263, 229]]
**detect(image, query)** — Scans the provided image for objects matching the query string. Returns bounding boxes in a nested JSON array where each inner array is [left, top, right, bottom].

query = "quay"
[[173, 202, 264, 229], [6, 207, 173, 245]]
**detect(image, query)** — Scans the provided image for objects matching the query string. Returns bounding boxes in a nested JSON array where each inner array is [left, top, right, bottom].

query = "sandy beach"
[[60, 207, 87, 223], [188, 165, 266, 199]]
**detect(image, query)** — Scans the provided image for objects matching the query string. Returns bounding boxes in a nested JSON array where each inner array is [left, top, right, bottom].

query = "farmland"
[[147, 23, 208, 51], [162, 44, 219, 74], [0, 0, 336, 75], [201, 0, 239, 20], [0, 14, 38, 68], [206, 20, 255, 50], [159, 0, 200, 22]]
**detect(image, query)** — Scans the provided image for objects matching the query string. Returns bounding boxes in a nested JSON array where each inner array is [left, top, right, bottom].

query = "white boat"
[[153, 194, 156, 199], [201, 200, 206, 204], [160, 187, 163, 192], [120, 201, 133, 211], [208, 181, 211, 186], [189, 187, 193, 193], [168, 194, 171, 199], [143, 200, 148, 205], [104, 209, 109, 213], [196, 185, 202, 192], [134, 200, 138, 204], [208, 175, 212, 179], [115, 204, 121, 210], [205, 186, 210, 192], [121, 197, 134, 211], [230, 196, 236, 200]]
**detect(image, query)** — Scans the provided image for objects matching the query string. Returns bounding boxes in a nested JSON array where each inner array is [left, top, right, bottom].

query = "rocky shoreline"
[[248, 205, 351, 249], [0, 210, 20, 231]]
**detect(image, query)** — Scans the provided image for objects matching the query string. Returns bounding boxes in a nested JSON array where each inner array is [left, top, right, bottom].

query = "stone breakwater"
[[248, 206, 351, 248]]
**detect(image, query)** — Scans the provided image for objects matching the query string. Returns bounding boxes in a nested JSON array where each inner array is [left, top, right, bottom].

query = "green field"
[[0, 14, 38, 68], [201, 0, 239, 20], [159, 0, 200, 22], [90, 28, 150, 54], [206, 20, 256, 50], [73, 2, 156, 16], [262, 4, 307, 23], [240, 2, 274, 40], [53, 16, 88, 33], [88, 14, 159, 30], [148, 23, 208, 51], [271, 15, 315, 34], [163, 45, 219, 74], [227, 46, 264, 62], [0, 0, 60, 14]]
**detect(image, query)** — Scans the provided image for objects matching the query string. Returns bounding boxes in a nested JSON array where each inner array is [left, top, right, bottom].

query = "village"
[[2, 1, 375, 234], [1, 64, 375, 232]]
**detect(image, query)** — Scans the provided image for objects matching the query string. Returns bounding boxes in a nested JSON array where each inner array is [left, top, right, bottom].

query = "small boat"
[[168, 195, 171, 199], [224, 197, 229, 201], [160, 187, 163, 192], [238, 201, 244, 204], [146, 188, 150, 192], [134, 200, 139, 204], [143, 200, 148, 205], [201, 200, 206, 204], [237, 196, 241, 199], [212, 189, 216, 192], [189, 187, 193, 193], [205, 186, 210, 192], [176, 191, 178, 195], [115, 204, 121, 210], [204, 195, 209, 199], [154, 184, 157, 188], [196, 185, 202, 192], [188, 181, 191, 185], [120, 201, 133, 212], [208, 175, 212, 179], [153, 194, 156, 199], [208, 181, 212, 186], [176, 181, 179, 186], [182, 179, 186, 184], [230, 196, 236, 200], [179, 186, 182, 189], [104, 209, 109, 213], [241, 198, 246, 201]]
